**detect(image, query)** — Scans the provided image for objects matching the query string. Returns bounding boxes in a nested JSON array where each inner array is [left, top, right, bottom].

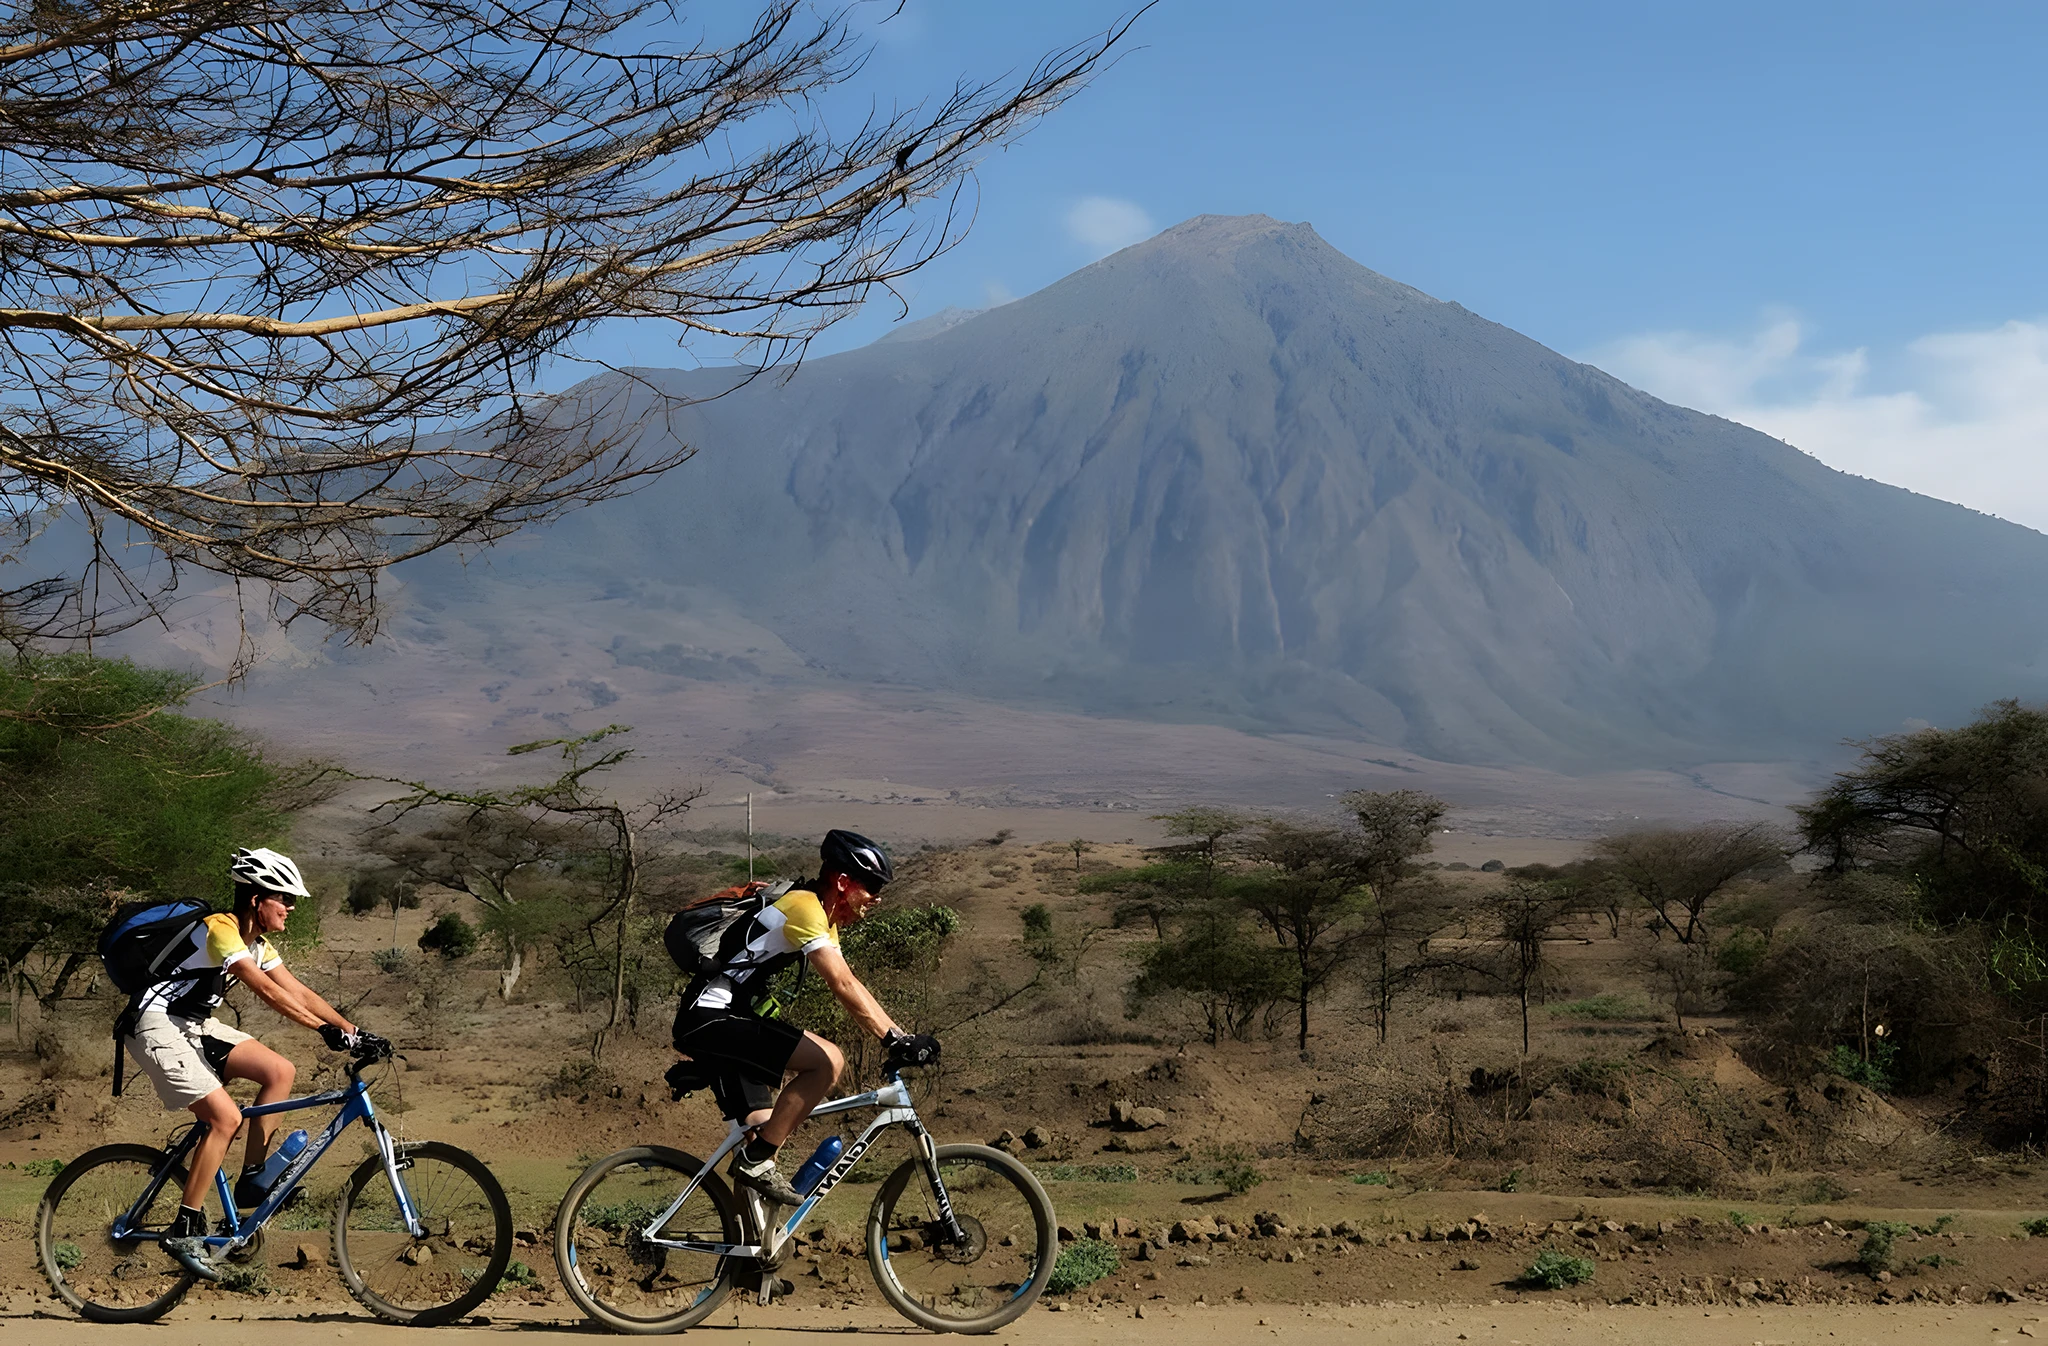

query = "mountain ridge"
[[162, 214, 2048, 777]]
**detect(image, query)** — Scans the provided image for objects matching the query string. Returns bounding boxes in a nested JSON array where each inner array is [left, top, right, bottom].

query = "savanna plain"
[[6, 779, 2048, 1346]]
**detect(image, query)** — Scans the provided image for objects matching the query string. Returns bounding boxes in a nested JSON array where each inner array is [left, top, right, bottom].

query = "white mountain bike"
[[553, 1053, 1057, 1335]]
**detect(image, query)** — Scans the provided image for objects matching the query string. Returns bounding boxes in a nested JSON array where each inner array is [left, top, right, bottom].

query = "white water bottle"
[[255, 1129, 309, 1191]]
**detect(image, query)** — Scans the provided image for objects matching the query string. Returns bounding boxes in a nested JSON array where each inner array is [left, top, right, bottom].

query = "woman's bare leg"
[[222, 1039, 295, 1170]]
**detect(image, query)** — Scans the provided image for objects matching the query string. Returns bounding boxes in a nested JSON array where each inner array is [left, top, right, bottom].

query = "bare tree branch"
[[0, 0, 1148, 641]]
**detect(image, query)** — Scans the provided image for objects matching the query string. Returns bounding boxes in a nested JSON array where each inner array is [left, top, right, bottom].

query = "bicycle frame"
[[108, 1063, 423, 1255], [635, 1073, 964, 1265]]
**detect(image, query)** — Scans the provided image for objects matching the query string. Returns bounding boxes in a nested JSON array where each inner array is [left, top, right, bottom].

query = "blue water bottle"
[[255, 1129, 310, 1192], [791, 1136, 845, 1195]]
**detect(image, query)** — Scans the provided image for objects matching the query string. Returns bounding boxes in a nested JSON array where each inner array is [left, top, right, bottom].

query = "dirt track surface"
[[5, 1301, 2046, 1345]]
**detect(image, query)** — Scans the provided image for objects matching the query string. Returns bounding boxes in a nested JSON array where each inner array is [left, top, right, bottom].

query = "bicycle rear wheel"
[[867, 1143, 1057, 1333], [333, 1140, 512, 1325], [36, 1144, 197, 1324], [555, 1145, 741, 1334]]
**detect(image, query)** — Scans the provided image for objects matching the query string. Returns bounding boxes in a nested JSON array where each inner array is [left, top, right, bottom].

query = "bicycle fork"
[[909, 1125, 968, 1248]]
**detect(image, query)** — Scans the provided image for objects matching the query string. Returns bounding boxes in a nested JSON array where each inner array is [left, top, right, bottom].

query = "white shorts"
[[125, 1012, 252, 1111]]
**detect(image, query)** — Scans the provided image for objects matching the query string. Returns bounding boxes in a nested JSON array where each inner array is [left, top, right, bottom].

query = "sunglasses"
[[262, 893, 298, 911]]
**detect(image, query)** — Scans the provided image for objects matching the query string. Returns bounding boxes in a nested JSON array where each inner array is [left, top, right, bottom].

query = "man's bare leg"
[[755, 1032, 843, 1148]]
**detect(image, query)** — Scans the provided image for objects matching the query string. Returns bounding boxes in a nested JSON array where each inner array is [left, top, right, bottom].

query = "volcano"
[[390, 213, 2040, 769]]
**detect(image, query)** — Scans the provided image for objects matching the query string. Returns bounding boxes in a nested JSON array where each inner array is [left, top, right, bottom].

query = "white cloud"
[[982, 279, 1016, 308], [1064, 196, 1155, 259], [1585, 315, 2048, 533]]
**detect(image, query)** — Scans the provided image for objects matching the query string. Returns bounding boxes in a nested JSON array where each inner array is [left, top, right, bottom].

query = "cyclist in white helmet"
[[122, 847, 378, 1280]]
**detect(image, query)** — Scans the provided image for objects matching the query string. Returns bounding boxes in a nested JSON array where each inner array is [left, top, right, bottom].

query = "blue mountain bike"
[[35, 1039, 512, 1325]]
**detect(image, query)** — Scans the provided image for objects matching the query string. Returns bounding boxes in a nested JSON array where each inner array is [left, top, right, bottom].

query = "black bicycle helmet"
[[820, 828, 893, 891]]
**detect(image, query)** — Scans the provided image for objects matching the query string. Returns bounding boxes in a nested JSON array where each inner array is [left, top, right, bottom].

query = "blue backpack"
[[99, 898, 213, 995], [99, 898, 213, 1094]]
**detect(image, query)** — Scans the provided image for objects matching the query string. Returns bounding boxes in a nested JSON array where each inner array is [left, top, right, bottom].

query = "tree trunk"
[[41, 951, 86, 1006], [1376, 942, 1391, 1045], [603, 815, 639, 1053], [499, 945, 524, 1000]]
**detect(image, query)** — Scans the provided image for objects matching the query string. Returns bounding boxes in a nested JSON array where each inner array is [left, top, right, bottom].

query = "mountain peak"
[[506, 216, 2048, 769]]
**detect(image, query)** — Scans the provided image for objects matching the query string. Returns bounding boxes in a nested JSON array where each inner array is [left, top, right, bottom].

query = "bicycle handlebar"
[[344, 1037, 394, 1079]]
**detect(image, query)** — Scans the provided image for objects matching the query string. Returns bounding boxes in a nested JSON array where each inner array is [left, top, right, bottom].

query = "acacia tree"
[[368, 724, 698, 1058], [0, 0, 1141, 643], [1235, 822, 1373, 1055], [0, 653, 294, 1003], [363, 810, 587, 998], [1127, 903, 1293, 1046], [1592, 823, 1783, 946], [1342, 789, 1450, 1043], [1484, 878, 1580, 1054]]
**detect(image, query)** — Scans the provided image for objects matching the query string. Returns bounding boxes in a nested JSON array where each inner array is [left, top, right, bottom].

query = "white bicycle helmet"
[[230, 846, 311, 898]]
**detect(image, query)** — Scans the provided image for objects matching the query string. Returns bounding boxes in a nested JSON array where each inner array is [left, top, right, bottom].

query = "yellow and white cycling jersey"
[[688, 887, 838, 1012], [133, 913, 283, 1020]]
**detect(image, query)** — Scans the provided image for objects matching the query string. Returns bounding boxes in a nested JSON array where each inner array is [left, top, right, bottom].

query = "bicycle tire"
[[554, 1145, 742, 1334], [867, 1143, 1057, 1334], [36, 1143, 197, 1324], [333, 1140, 512, 1325]]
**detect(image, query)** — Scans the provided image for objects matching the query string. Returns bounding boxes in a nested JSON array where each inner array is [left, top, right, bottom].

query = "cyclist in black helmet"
[[672, 829, 940, 1205]]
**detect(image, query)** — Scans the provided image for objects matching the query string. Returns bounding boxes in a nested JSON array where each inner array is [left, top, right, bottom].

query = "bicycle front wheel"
[[867, 1143, 1057, 1333], [36, 1143, 196, 1324], [333, 1140, 512, 1325], [554, 1145, 741, 1334]]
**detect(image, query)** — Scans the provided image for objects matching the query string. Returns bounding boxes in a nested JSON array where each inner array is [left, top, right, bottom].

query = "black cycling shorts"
[[671, 1009, 804, 1120]]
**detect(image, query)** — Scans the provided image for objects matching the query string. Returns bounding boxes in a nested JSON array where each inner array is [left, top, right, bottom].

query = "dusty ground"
[[4, 1300, 2047, 1344], [6, 840, 2046, 1333]]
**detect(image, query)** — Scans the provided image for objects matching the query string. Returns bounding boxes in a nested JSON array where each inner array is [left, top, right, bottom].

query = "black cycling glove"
[[885, 1030, 941, 1067], [319, 1023, 359, 1052]]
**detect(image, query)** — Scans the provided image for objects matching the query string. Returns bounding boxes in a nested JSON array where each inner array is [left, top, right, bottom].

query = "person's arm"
[[261, 964, 356, 1035], [226, 959, 331, 1032], [808, 946, 897, 1039]]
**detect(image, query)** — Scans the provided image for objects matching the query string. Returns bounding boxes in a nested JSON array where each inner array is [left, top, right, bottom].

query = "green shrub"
[[501, 1260, 540, 1289], [9, 1158, 64, 1178], [1825, 1043, 1896, 1093], [418, 912, 478, 961], [371, 947, 408, 974], [1713, 929, 1768, 977], [1172, 1145, 1262, 1195], [1857, 1221, 1914, 1274], [1497, 1168, 1523, 1193], [2019, 1216, 2048, 1238], [1727, 1208, 1756, 1231], [52, 1241, 82, 1271], [221, 1264, 270, 1295], [1520, 1247, 1595, 1289], [1035, 1164, 1137, 1183], [1780, 1174, 1847, 1204], [1351, 1171, 1391, 1186], [1046, 1239, 1120, 1294]]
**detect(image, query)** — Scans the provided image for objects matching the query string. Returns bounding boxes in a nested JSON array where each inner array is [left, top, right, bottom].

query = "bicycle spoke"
[[870, 1147, 1055, 1331], [559, 1149, 736, 1331], [38, 1146, 195, 1323], [336, 1143, 509, 1323]]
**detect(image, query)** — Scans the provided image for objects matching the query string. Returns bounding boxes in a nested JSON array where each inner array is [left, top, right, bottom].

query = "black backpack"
[[98, 898, 213, 1095], [663, 879, 794, 976]]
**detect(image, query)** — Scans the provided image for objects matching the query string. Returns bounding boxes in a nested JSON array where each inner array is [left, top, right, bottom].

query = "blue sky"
[[615, 2, 2048, 528]]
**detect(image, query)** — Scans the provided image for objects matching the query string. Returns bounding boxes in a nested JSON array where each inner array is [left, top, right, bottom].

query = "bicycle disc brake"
[[931, 1214, 986, 1265]]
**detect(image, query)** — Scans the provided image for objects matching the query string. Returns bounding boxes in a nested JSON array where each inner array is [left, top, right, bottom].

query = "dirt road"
[[4, 1301, 2043, 1345]]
